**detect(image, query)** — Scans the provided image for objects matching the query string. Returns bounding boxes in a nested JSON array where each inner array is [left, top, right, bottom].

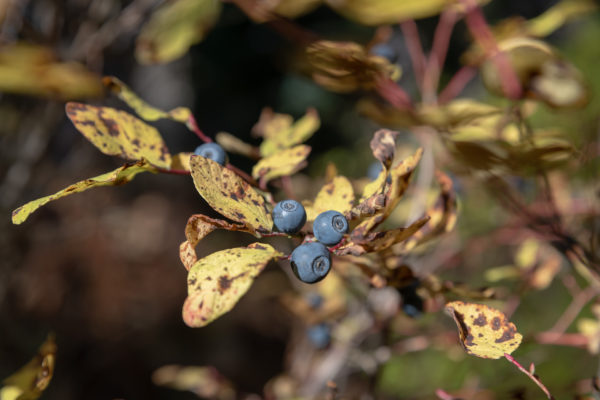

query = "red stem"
[[504, 353, 554, 399], [186, 114, 213, 143], [422, 10, 458, 103], [400, 20, 426, 92], [375, 77, 414, 110], [438, 66, 478, 104]]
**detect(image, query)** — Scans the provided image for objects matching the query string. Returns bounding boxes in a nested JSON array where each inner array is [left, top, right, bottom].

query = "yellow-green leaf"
[[526, 0, 598, 38], [103, 76, 191, 123], [66, 102, 172, 168], [136, 0, 222, 64], [257, 108, 320, 157], [252, 145, 311, 186], [179, 214, 256, 271], [305, 176, 354, 222], [216, 132, 260, 159], [12, 160, 156, 225], [190, 156, 273, 233], [1, 335, 56, 400], [306, 40, 401, 93], [0, 43, 102, 100], [170, 152, 193, 172], [445, 301, 523, 359], [183, 243, 283, 327]]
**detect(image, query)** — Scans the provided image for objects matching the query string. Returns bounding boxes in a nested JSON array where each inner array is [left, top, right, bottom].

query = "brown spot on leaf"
[[473, 313, 487, 326], [495, 326, 517, 343], [491, 317, 501, 330], [218, 276, 232, 294]]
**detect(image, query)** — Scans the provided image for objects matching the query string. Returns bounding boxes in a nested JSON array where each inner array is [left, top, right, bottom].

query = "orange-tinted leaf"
[[136, 0, 221, 64], [307, 40, 401, 93], [0, 334, 56, 400], [305, 176, 355, 221], [12, 160, 156, 225], [103, 76, 191, 123], [183, 243, 283, 327], [0, 43, 102, 100], [66, 103, 171, 168], [190, 156, 272, 233], [445, 301, 523, 359], [179, 214, 255, 271], [252, 145, 311, 185]]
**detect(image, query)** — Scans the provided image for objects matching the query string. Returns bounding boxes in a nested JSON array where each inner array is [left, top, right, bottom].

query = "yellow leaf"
[[170, 152, 193, 172], [252, 145, 311, 185], [136, 0, 222, 64], [0, 43, 102, 100], [257, 108, 320, 157], [190, 156, 273, 233], [12, 160, 156, 225], [153, 365, 235, 399], [103, 76, 191, 123], [325, 0, 447, 25], [305, 176, 354, 222], [1, 334, 56, 400], [384, 147, 424, 214], [183, 243, 283, 327], [445, 301, 523, 359], [216, 132, 260, 159], [179, 214, 256, 271], [306, 40, 401, 93], [515, 238, 540, 269], [526, 0, 598, 38], [66, 103, 172, 168]]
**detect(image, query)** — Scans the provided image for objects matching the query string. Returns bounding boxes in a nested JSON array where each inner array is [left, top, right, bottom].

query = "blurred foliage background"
[[0, 0, 599, 399]]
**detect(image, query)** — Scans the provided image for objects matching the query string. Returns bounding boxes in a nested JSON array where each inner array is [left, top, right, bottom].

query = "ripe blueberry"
[[273, 200, 306, 234], [290, 242, 331, 284], [194, 143, 227, 166], [313, 210, 348, 246], [307, 323, 331, 349]]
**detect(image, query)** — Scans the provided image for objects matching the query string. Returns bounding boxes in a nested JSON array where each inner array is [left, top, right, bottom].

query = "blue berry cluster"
[[272, 200, 348, 284]]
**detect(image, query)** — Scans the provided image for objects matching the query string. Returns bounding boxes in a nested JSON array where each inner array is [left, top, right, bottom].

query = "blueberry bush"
[[1, 0, 599, 399]]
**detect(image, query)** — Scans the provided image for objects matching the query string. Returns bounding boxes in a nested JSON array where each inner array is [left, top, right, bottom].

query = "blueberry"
[[307, 323, 331, 349], [371, 43, 398, 64], [367, 161, 383, 181], [273, 200, 306, 234], [313, 210, 348, 246], [194, 143, 227, 165], [398, 280, 424, 318], [290, 242, 331, 284]]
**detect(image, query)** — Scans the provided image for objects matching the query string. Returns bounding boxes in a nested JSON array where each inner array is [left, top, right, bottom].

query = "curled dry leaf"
[[254, 108, 320, 157], [445, 301, 523, 359], [12, 160, 156, 225], [179, 214, 255, 271], [103, 76, 191, 123], [183, 243, 283, 327], [371, 129, 400, 168], [190, 156, 273, 234], [252, 145, 311, 186], [0, 43, 102, 100], [136, 0, 222, 64], [66, 102, 172, 168], [0, 334, 56, 400], [306, 40, 400, 93], [152, 365, 235, 400], [305, 176, 355, 222]]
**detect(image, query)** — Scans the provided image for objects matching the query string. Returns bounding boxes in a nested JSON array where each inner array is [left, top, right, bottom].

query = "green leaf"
[[190, 156, 273, 233], [252, 145, 311, 186], [0, 43, 102, 100], [1, 335, 56, 400], [136, 0, 222, 64], [526, 0, 598, 38], [103, 76, 191, 123], [183, 243, 283, 327], [12, 160, 156, 225], [66, 102, 172, 168], [305, 176, 355, 222]]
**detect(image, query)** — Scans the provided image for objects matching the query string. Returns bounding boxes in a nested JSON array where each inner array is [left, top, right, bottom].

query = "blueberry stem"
[[186, 114, 213, 143]]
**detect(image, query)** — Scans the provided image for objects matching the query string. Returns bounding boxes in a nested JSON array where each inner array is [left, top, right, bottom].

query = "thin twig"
[[438, 66, 477, 104], [400, 20, 426, 92], [375, 78, 414, 110], [423, 10, 458, 103], [504, 353, 554, 399], [186, 114, 213, 143]]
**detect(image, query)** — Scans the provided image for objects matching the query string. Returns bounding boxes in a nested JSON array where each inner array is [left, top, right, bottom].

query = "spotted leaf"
[[12, 160, 156, 225], [305, 176, 354, 222], [252, 145, 311, 186], [183, 243, 283, 327], [445, 301, 523, 359], [190, 156, 272, 233], [66, 103, 171, 168], [179, 214, 256, 271], [0, 335, 56, 400], [103, 76, 191, 123]]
